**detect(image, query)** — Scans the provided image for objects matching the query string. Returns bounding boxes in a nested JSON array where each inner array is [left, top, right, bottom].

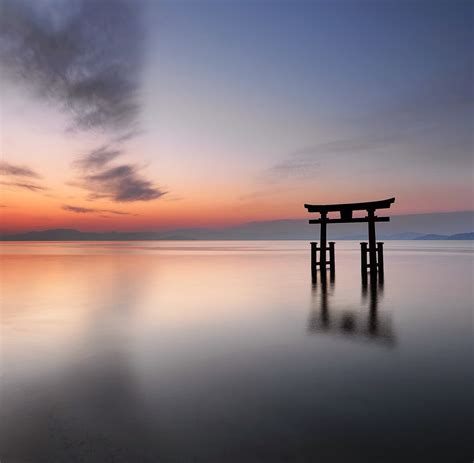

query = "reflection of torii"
[[308, 270, 396, 346]]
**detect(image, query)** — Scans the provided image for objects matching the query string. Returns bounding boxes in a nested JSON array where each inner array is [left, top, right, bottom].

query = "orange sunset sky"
[[1, 0, 472, 233]]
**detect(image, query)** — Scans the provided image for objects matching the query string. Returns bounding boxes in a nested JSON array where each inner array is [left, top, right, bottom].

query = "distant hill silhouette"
[[0, 228, 190, 241], [414, 232, 474, 240], [1, 211, 473, 241]]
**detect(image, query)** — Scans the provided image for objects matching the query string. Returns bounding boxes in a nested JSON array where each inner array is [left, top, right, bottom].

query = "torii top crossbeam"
[[304, 197, 395, 224], [304, 197, 395, 213]]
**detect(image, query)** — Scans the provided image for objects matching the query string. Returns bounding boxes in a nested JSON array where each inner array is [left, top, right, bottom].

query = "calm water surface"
[[1, 241, 472, 462]]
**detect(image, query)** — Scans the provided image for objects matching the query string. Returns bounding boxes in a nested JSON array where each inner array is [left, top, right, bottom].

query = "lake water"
[[0, 241, 472, 462]]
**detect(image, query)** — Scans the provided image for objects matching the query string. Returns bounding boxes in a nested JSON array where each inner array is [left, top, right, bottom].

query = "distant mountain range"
[[414, 232, 474, 240], [1, 211, 473, 241], [1, 229, 472, 241]]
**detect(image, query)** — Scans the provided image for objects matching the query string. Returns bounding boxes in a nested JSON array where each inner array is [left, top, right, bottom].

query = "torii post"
[[304, 198, 395, 279]]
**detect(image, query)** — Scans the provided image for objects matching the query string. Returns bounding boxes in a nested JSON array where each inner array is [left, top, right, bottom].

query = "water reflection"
[[308, 270, 396, 345], [0, 255, 156, 462], [1, 241, 471, 462]]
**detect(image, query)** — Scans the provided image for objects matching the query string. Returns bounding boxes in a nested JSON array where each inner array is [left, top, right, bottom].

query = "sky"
[[0, 0, 472, 233]]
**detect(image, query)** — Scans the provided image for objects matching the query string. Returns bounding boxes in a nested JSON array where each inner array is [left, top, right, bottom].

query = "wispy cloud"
[[74, 146, 122, 170], [0, 161, 45, 192], [0, 0, 143, 133], [72, 146, 166, 202], [265, 134, 397, 182], [111, 129, 143, 144], [263, 66, 473, 185], [1, 181, 46, 192], [62, 204, 133, 215], [0, 161, 41, 178], [80, 164, 166, 202]]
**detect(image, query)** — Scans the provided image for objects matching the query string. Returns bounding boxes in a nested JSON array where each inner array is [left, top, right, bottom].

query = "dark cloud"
[[0, 181, 46, 192], [111, 129, 143, 144], [0, 0, 143, 133], [0, 160, 41, 178], [74, 146, 122, 170], [62, 204, 132, 215], [82, 164, 166, 202], [62, 205, 97, 213], [72, 146, 166, 202]]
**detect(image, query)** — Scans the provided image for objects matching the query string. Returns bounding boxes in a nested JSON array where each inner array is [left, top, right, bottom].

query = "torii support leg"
[[329, 241, 335, 275], [377, 242, 384, 281], [361, 241, 385, 281], [311, 241, 317, 281], [360, 242, 368, 277], [319, 212, 327, 272], [367, 209, 377, 275]]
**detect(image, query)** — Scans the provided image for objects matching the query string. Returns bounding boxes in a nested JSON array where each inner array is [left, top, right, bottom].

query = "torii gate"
[[304, 197, 395, 280]]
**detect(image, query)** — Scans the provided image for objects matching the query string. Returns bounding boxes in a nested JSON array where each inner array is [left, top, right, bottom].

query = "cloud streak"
[[265, 134, 398, 182], [0, 161, 46, 192], [1, 181, 46, 192], [62, 204, 132, 215], [72, 145, 166, 202], [0, 161, 41, 178], [264, 66, 473, 184], [81, 164, 166, 202], [74, 146, 122, 170]]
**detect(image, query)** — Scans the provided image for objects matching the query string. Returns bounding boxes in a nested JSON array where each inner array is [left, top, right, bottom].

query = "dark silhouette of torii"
[[304, 197, 395, 280]]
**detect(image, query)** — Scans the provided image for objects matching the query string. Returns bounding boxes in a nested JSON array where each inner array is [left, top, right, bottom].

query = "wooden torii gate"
[[304, 197, 395, 280]]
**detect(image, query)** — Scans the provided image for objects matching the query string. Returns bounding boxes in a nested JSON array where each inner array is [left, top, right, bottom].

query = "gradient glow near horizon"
[[0, 0, 472, 233]]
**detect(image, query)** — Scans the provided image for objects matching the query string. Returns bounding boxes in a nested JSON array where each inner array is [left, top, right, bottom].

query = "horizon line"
[[1, 209, 473, 236]]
